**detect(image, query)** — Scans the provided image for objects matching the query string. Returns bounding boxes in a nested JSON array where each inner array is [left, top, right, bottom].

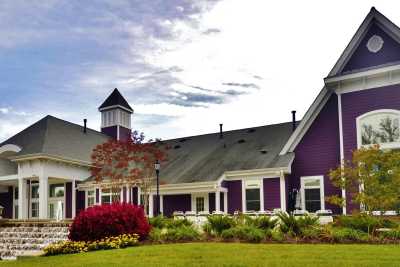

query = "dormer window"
[[357, 109, 400, 149]]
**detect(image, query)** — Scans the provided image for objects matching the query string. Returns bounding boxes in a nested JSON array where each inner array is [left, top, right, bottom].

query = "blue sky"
[[1, 1, 400, 142]]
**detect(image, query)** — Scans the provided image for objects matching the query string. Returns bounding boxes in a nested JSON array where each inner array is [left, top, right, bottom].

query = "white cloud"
[[3, 1, 400, 142]]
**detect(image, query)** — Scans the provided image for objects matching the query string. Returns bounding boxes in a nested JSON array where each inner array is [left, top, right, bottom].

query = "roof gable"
[[99, 88, 133, 113], [329, 7, 400, 77], [281, 7, 400, 155], [341, 20, 400, 73]]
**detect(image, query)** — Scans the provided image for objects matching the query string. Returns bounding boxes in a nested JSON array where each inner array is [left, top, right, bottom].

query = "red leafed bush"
[[69, 202, 150, 241]]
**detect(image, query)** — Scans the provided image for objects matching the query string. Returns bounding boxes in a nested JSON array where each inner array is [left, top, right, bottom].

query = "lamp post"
[[154, 160, 161, 216]]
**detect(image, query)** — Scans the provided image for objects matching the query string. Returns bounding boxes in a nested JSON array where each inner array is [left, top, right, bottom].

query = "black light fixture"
[[154, 160, 161, 216]]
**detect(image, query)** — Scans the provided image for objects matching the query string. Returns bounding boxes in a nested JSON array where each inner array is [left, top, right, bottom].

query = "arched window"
[[356, 109, 400, 149]]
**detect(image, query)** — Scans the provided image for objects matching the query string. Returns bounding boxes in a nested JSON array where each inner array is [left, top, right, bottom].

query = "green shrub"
[[379, 229, 400, 240], [335, 214, 382, 234], [246, 216, 278, 230], [206, 215, 236, 236], [297, 214, 319, 229], [301, 227, 324, 240], [381, 219, 399, 229], [148, 227, 164, 243], [276, 212, 299, 235], [331, 227, 369, 243], [163, 225, 201, 242], [202, 223, 214, 237], [270, 229, 285, 242], [165, 218, 193, 229], [221, 225, 265, 243], [44, 234, 139, 256], [149, 216, 193, 229], [149, 216, 168, 229]]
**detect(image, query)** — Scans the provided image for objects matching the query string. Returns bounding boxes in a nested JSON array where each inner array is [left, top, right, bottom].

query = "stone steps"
[[0, 223, 69, 260], [0, 227, 68, 233], [0, 237, 66, 244], [0, 233, 68, 239]]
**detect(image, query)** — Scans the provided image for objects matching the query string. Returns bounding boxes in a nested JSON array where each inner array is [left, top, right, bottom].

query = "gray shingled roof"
[[1, 115, 295, 184], [157, 122, 295, 184], [0, 115, 110, 163]]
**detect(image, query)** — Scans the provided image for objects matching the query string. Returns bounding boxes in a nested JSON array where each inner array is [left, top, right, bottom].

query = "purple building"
[[0, 7, 399, 219]]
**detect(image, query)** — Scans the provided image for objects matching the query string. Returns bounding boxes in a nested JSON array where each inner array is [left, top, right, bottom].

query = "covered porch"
[[149, 182, 228, 217], [0, 175, 77, 220]]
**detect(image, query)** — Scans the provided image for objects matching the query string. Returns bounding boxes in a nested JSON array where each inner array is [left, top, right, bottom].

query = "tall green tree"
[[327, 145, 400, 213]]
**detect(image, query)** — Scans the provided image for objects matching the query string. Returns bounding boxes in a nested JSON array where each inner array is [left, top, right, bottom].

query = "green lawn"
[[1, 243, 399, 267]]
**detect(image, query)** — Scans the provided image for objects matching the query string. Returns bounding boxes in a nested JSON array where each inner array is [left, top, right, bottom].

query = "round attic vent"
[[367, 35, 384, 53]]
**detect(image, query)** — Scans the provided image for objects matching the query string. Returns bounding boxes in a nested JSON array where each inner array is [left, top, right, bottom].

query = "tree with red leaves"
[[91, 131, 168, 213]]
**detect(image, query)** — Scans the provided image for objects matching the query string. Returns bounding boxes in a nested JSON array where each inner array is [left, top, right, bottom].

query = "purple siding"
[[225, 180, 242, 214], [209, 193, 215, 213], [342, 23, 400, 73], [65, 182, 72, 218], [122, 187, 127, 203], [0, 187, 13, 218], [119, 127, 131, 141], [76, 190, 85, 215], [341, 84, 400, 212], [220, 192, 224, 212], [162, 194, 191, 217], [101, 126, 131, 141], [101, 126, 118, 139], [289, 94, 342, 214], [131, 187, 138, 205], [263, 178, 281, 211], [96, 188, 100, 204]]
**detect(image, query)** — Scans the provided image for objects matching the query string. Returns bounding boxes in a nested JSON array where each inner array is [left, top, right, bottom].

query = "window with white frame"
[[300, 176, 325, 213], [357, 110, 400, 149], [191, 194, 208, 213], [245, 180, 261, 212], [195, 197, 205, 212], [101, 188, 119, 204], [87, 190, 95, 207], [48, 183, 65, 219]]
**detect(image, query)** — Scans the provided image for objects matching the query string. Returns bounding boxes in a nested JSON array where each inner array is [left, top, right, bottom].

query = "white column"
[[260, 180, 265, 212], [160, 195, 164, 215], [337, 92, 347, 215], [18, 178, 27, 219], [223, 192, 228, 214], [215, 190, 220, 212], [39, 176, 49, 219], [241, 180, 246, 212], [137, 187, 141, 205], [148, 194, 154, 217], [279, 171, 287, 212], [72, 181, 76, 218]]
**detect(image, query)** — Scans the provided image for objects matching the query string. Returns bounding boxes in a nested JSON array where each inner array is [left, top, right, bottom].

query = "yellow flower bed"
[[44, 234, 139, 256]]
